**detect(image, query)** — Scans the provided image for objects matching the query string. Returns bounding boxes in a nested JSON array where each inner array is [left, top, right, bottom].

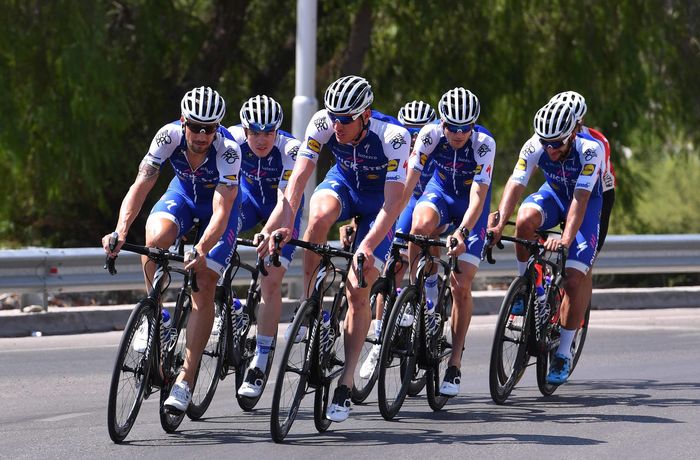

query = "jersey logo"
[[282, 170, 292, 180], [288, 145, 299, 161], [165, 199, 177, 211], [421, 133, 432, 147], [155, 129, 172, 147], [477, 144, 491, 157], [389, 133, 407, 150], [222, 148, 239, 164], [307, 138, 321, 153], [314, 116, 329, 131], [367, 174, 379, 179], [516, 158, 527, 170], [581, 164, 595, 176], [584, 148, 598, 161], [224, 174, 238, 182], [387, 159, 399, 171], [420, 153, 428, 166], [474, 164, 483, 174]]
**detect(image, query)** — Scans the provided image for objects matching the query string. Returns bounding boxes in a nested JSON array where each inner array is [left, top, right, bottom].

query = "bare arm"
[[357, 181, 405, 253], [195, 183, 238, 256], [400, 167, 421, 209], [559, 189, 591, 248], [263, 156, 315, 234], [487, 179, 527, 243]]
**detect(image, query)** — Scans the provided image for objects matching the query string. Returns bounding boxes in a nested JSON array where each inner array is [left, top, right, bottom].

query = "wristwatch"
[[458, 226, 469, 239]]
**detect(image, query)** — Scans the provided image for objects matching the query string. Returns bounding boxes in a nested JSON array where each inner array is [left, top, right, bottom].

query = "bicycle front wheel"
[[489, 276, 532, 404], [352, 281, 383, 403], [426, 287, 452, 412], [270, 299, 315, 443], [377, 286, 419, 421], [187, 299, 227, 420], [107, 300, 156, 443], [160, 300, 190, 433]]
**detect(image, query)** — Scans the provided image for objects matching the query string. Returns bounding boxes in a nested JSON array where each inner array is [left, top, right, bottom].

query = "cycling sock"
[[517, 260, 528, 276], [425, 273, 439, 306], [556, 327, 576, 359], [250, 334, 274, 370], [374, 319, 382, 338]]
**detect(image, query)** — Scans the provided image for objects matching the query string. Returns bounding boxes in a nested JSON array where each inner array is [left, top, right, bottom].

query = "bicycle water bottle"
[[320, 310, 334, 353], [425, 299, 439, 336], [160, 309, 172, 350], [534, 265, 550, 325]]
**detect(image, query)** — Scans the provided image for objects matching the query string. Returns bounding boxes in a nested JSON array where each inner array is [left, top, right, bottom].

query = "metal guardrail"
[[1, 235, 699, 306]]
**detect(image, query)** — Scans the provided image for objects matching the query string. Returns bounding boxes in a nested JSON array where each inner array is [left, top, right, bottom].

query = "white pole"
[[293, 0, 318, 223]]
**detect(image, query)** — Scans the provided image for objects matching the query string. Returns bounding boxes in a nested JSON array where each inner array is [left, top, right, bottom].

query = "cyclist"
[[259, 75, 410, 422], [226, 95, 303, 397], [102, 86, 242, 412], [359, 99, 437, 379], [487, 98, 604, 385], [401, 87, 495, 397]]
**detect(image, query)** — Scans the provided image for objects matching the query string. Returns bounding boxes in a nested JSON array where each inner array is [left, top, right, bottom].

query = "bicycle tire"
[[377, 286, 419, 420], [489, 276, 532, 404], [426, 287, 452, 412], [107, 300, 156, 443], [160, 299, 190, 433], [537, 299, 591, 396], [187, 299, 227, 420], [270, 299, 315, 443], [352, 282, 384, 403]]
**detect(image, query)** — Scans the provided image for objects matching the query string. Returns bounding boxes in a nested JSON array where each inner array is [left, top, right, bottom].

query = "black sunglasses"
[[185, 121, 218, 134]]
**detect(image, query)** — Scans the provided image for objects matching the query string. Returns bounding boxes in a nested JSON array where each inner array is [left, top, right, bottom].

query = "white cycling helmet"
[[534, 99, 576, 141], [398, 100, 436, 126], [550, 91, 587, 123], [240, 95, 283, 132], [181, 86, 226, 124], [438, 87, 480, 125], [323, 75, 374, 115]]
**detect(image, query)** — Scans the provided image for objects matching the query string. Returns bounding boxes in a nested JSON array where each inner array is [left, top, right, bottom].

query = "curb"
[[1, 287, 699, 338]]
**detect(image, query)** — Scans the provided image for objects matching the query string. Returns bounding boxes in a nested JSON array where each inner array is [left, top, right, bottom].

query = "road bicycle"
[[484, 229, 589, 404], [269, 234, 364, 442], [105, 232, 198, 443], [376, 232, 458, 420], [187, 236, 274, 419]]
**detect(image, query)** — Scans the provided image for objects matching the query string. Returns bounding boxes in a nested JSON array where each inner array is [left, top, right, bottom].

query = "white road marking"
[[38, 412, 92, 422]]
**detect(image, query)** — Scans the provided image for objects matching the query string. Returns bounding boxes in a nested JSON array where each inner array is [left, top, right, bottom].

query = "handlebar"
[[448, 237, 461, 274], [356, 252, 367, 289], [484, 233, 568, 277], [271, 233, 283, 268], [237, 236, 268, 276]]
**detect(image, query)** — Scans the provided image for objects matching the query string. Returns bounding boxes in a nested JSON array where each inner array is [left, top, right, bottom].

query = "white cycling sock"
[[374, 320, 382, 338], [556, 327, 576, 359], [250, 334, 274, 370], [425, 273, 439, 306], [517, 260, 528, 276]]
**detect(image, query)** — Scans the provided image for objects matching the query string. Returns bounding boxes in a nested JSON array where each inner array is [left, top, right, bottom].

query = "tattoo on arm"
[[137, 161, 159, 181]]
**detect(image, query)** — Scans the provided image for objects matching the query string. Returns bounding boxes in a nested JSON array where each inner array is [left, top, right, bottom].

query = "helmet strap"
[[351, 109, 371, 144]]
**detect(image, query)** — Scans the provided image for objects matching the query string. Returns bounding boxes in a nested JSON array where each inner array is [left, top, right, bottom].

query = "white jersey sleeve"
[[143, 122, 183, 168], [510, 133, 544, 186], [296, 109, 335, 164], [278, 136, 301, 191], [409, 124, 441, 172], [472, 130, 496, 187], [574, 137, 603, 192], [214, 136, 242, 187], [381, 122, 411, 184]]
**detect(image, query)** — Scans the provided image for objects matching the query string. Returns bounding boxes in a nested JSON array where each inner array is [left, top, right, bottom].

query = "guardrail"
[[1, 234, 699, 307]]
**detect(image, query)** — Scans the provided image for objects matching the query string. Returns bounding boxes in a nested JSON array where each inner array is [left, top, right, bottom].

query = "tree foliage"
[[1, 0, 698, 246]]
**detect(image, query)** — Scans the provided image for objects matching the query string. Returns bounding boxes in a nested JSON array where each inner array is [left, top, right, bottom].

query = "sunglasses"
[[328, 112, 362, 125], [185, 121, 218, 134], [539, 136, 570, 150], [444, 122, 473, 134]]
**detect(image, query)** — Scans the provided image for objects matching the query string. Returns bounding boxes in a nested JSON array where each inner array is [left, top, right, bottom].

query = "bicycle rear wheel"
[[187, 299, 226, 420], [377, 286, 419, 421], [537, 298, 591, 396], [270, 300, 315, 443], [426, 288, 452, 412], [107, 300, 156, 443], [489, 276, 532, 404], [160, 300, 190, 433], [352, 282, 383, 403]]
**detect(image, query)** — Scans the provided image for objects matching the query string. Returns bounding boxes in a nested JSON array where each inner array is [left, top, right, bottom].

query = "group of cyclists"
[[102, 74, 615, 424]]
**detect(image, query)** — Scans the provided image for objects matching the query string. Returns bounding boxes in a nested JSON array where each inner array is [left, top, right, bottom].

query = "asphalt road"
[[1, 308, 699, 459]]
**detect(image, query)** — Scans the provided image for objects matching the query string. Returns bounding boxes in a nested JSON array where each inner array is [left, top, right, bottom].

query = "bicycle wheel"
[[426, 288, 452, 412], [187, 299, 227, 420], [160, 302, 190, 433], [314, 295, 347, 432], [537, 298, 591, 396], [235, 318, 277, 412], [107, 300, 156, 443], [377, 286, 419, 421], [352, 281, 383, 403], [489, 276, 532, 404], [270, 299, 315, 443]]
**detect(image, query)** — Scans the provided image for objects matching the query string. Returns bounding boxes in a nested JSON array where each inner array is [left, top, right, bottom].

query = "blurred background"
[[1, 0, 699, 249]]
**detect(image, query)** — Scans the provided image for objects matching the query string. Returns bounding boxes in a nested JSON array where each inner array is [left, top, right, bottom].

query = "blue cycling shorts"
[[521, 182, 602, 274], [148, 188, 241, 277]]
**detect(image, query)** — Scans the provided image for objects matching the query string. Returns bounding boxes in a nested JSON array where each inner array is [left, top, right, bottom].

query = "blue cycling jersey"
[[226, 125, 300, 206], [410, 123, 496, 197], [511, 132, 604, 204], [143, 121, 241, 204], [297, 109, 410, 192]]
